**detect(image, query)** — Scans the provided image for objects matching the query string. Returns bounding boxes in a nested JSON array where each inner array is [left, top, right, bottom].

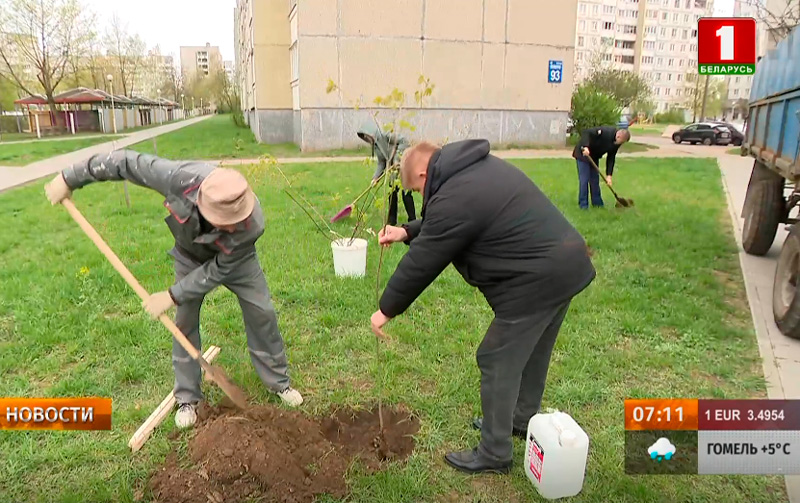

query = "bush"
[[654, 109, 686, 124], [569, 84, 621, 138]]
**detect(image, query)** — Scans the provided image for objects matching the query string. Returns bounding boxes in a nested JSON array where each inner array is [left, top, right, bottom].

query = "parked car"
[[711, 121, 745, 146], [671, 123, 732, 146]]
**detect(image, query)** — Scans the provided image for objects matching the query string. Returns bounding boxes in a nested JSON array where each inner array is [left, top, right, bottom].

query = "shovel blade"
[[201, 361, 249, 409], [330, 205, 353, 223]]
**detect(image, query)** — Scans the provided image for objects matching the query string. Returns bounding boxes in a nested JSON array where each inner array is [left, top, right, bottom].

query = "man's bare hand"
[[370, 310, 392, 340], [606, 175, 612, 187], [582, 147, 590, 157], [45, 173, 71, 205], [378, 225, 408, 247]]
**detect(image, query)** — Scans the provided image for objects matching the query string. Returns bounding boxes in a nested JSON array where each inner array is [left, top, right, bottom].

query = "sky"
[[82, 0, 236, 63]]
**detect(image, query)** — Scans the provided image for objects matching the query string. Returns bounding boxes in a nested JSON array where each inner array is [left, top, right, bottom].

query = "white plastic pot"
[[331, 238, 368, 277]]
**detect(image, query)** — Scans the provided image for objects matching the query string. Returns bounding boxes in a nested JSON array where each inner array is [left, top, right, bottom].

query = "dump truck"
[[741, 25, 800, 338]]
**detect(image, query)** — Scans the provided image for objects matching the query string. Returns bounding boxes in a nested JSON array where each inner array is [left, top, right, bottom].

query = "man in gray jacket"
[[357, 122, 416, 225], [45, 151, 303, 428]]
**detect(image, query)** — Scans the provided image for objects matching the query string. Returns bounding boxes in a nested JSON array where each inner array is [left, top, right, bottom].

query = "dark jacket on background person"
[[61, 150, 265, 305], [379, 140, 596, 319], [571, 126, 620, 176]]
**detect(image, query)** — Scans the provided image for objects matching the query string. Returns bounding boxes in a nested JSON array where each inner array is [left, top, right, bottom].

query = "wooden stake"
[[128, 345, 221, 452]]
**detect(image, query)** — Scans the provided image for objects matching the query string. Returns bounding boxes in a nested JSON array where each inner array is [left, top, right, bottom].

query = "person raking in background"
[[357, 122, 416, 225], [44, 152, 303, 428], [572, 126, 631, 209], [370, 139, 596, 474]]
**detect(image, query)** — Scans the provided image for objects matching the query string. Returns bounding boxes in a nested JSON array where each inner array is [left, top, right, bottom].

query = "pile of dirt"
[[149, 403, 419, 503]]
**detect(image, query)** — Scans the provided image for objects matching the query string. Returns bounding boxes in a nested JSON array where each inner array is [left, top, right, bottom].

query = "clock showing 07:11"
[[625, 399, 699, 431]]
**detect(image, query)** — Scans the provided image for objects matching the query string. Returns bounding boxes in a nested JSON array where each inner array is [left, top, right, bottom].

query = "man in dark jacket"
[[44, 152, 303, 428], [572, 126, 631, 209], [370, 140, 596, 474]]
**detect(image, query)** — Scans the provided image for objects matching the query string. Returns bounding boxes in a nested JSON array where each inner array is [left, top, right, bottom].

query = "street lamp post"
[[192, 96, 195, 116], [181, 93, 185, 120], [157, 88, 163, 125], [107, 74, 117, 134], [200, 97, 203, 116]]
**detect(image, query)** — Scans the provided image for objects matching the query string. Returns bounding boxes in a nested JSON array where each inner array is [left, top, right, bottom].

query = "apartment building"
[[180, 43, 223, 79], [722, 1, 768, 119], [575, 0, 714, 114], [136, 50, 175, 99], [235, 0, 579, 150]]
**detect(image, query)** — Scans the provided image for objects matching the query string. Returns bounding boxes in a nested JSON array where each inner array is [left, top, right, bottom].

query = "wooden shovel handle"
[[60, 198, 202, 361]]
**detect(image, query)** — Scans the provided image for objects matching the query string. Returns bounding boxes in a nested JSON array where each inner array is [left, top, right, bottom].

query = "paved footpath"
[[0, 115, 211, 192], [718, 154, 800, 502]]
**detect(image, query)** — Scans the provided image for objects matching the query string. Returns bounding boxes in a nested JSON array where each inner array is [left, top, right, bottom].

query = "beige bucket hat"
[[196, 168, 256, 226]]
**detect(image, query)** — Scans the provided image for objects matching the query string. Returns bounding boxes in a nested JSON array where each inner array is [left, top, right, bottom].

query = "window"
[[624, 24, 637, 34], [683, 29, 689, 39], [579, 3, 586, 13], [681, 44, 686, 52], [289, 43, 299, 82], [662, 12, 668, 20], [604, 5, 615, 14], [661, 27, 666, 36], [676, 89, 682, 96], [603, 53, 612, 61], [645, 41, 656, 49], [578, 36, 585, 46], [686, 0, 691, 7], [673, 13, 679, 22], [615, 40, 635, 49], [593, 4, 599, 14], [577, 51, 584, 61], [684, 14, 690, 22], [657, 57, 664, 65], [678, 74, 682, 81], [655, 87, 661, 95], [659, 42, 665, 50], [672, 28, 678, 37], [592, 21, 598, 31], [674, 0, 680, 7], [735, 77, 741, 83], [679, 59, 684, 67], [643, 56, 654, 64], [655, 72, 661, 80], [603, 21, 614, 30], [692, 29, 698, 37], [665, 88, 671, 96], [579, 20, 586, 30], [668, 58, 674, 66], [646, 26, 657, 35], [733, 88, 739, 96], [690, 44, 697, 51], [670, 43, 675, 52], [668, 73, 672, 81]]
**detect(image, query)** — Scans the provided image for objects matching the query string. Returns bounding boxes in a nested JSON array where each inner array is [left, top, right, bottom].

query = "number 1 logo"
[[698, 17, 756, 75]]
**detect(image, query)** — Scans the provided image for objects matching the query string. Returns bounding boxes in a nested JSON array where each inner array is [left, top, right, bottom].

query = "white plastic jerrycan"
[[524, 409, 590, 500]]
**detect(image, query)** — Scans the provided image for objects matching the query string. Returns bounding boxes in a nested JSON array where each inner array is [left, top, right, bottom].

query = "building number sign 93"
[[633, 406, 684, 423], [548, 60, 563, 84]]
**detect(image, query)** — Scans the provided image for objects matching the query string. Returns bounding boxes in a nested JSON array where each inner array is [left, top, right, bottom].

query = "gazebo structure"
[[13, 88, 184, 136]]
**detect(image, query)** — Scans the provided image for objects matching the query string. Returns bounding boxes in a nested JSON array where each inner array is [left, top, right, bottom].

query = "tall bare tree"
[[105, 14, 145, 97], [744, 0, 800, 48], [0, 0, 94, 127]]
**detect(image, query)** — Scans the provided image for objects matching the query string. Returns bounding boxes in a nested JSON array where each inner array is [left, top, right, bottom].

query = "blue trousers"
[[576, 159, 604, 209]]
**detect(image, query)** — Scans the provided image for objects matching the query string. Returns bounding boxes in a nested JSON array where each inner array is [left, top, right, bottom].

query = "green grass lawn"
[[0, 158, 783, 502], [728, 147, 744, 156], [0, 136, 124, 166], [629, 124, 669, 137], [129, 114, 369, 160]]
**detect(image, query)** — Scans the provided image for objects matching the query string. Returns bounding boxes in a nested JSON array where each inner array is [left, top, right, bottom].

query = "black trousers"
[[388, 188, 416, 226], [477, 299, 571, 462]]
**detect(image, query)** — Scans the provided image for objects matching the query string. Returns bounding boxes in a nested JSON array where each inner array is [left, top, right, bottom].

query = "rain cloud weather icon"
[[648, 438, 677, 462]]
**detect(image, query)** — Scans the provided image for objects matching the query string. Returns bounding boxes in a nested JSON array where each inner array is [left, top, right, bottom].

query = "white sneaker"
[[277, 387, 303, 407], [175, 403, 197, 429]]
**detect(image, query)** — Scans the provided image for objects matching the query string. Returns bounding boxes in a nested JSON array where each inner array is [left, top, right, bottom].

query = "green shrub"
[[654, 109, 687, 124], [569, 84, 621, 139]]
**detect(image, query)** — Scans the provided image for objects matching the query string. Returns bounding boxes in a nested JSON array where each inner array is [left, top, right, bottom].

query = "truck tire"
[[703, 137, 713, 146], [742, 162, 785, 256], [774, 228, 800, 338]]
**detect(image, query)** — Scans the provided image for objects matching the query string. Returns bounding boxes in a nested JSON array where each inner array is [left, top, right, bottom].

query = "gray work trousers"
[[477, 299, 571, 463], [171, 248, 290, 404]]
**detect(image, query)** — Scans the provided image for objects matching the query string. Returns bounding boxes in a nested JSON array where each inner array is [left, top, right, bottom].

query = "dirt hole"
[[149, 403, 419, 503]]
